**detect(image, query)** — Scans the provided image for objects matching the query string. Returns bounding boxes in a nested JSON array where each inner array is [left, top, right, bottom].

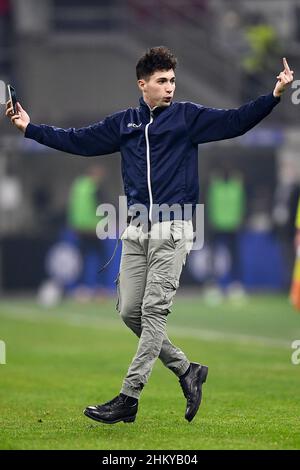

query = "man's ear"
[[137, 79, 146, 92]]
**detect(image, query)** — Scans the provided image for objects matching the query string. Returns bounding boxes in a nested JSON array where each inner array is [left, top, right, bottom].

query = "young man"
[[7, 47, 294, 424]]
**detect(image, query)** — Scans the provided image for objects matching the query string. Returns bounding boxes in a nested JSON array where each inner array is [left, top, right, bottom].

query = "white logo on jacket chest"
[[127, 123, 142, 128]]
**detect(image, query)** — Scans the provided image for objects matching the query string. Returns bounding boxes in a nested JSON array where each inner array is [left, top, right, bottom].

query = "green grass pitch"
[[0, 294, 299, 450]]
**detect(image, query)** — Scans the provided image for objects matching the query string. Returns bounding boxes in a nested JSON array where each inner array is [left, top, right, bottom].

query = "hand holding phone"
[[5, 85, 30, 133]]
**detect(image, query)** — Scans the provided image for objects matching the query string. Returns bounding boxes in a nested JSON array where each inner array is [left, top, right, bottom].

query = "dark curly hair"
[[136, 46, 177, 80]]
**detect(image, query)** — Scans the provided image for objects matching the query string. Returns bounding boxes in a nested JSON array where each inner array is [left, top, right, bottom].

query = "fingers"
[[11, 114, 21, 125], [277, 71, 287, 82], [5, 103, 20, 122], [283, 57, 291, 73], [5, 105, 14, 117], [5, 105, 18, 117], [6, 100, 24, 116], [277, 68, 294, 86], [5, 102, 22, 118], [282, 57, 294, 81], [5, 100, 13, 116], [14, 102, 24, 114]]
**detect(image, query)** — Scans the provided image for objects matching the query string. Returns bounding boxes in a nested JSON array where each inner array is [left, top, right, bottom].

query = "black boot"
[[179, 363, 208, 422], [84, 394, 138, 424]]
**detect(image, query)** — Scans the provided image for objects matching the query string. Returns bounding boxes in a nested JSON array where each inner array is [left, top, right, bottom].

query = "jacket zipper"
[[145, 109, 154, 222]]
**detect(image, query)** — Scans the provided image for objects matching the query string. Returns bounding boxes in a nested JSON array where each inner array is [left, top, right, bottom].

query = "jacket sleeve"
[[24, 112, 124, 156], [185, 93, 280, 145]]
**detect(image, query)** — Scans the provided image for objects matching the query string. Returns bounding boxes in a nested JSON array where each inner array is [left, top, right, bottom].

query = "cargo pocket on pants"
[[147, 271, 179, 314]]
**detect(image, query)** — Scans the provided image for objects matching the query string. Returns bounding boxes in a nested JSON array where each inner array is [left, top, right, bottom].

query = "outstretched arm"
[[186, 58, 294, 145], [6, 102, 122, 156]]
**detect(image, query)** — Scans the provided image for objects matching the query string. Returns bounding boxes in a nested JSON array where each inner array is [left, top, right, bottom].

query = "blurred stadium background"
[[0, 0, 300, 450], [0, 0, 300, 297]]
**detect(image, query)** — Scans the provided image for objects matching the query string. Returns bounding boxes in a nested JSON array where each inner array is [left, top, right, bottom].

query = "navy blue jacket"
[[25, 93, 280, 221]]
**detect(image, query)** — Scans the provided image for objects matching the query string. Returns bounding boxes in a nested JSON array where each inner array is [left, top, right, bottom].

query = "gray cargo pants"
[[116, 219, 194, 399]]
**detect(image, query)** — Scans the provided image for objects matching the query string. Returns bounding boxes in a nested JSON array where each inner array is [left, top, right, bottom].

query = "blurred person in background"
[[207, 162, 246, 293], [67, 164, 107, 301], [6, 46, 294, 425]]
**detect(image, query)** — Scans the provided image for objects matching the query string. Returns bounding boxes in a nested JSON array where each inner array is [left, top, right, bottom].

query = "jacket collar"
[[139, 96, 172, 117]]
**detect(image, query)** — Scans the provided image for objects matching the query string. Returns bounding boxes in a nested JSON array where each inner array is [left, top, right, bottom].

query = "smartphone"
[[7, 84, 17, 115]]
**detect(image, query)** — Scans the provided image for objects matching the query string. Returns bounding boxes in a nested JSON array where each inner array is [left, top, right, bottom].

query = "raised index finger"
[[283, 57, 291, 73]]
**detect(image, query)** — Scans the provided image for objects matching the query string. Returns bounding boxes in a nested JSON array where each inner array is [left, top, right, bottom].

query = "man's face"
[[138, 69, 176, 109]]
